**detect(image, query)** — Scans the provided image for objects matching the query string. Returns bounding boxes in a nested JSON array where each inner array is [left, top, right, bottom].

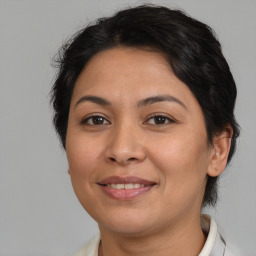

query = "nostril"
[[108, 157, 137, 163]]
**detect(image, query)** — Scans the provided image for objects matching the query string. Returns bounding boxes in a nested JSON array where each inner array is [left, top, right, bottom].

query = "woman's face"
[[66, 47, 214, 236]]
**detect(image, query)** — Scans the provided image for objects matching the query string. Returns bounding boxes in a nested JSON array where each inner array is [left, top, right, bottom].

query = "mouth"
[[103, 183, 151, 189], [97, 176, 157, 200]]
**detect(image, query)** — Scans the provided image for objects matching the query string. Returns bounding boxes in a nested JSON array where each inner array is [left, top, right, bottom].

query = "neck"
[[98, 214, 206, 256]]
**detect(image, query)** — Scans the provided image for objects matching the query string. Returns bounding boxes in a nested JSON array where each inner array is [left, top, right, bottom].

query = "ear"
[[207, 126, 233, 177], [68, 169, 71, 175]]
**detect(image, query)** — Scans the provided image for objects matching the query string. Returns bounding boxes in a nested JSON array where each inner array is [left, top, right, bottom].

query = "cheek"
[[148, 132, 209, 194], [66, 132, 100, 179], [66, 134, 102, 212]]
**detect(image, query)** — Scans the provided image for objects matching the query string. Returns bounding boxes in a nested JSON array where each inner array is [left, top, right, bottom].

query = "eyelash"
[[146, 115, 175, 125], [80, 114, 175, 126], [80, 115, 110, 126]]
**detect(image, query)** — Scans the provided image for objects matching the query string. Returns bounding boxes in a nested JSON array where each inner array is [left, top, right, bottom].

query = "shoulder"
[[74, 234, 100, 256], [200, 215, 240, 256], [224, 246, 242, 256]]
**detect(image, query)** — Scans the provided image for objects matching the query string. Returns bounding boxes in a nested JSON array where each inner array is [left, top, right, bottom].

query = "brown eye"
[[147, 115, 174, 125], [81, 116, 110, 125]]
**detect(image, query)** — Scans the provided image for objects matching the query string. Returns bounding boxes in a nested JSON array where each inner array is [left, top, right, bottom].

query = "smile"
[[106, 183, 148, 189], [97, 176, 157, 200]]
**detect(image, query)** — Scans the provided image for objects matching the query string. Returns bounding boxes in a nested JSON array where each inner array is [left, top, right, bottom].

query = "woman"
[[51, 5, 239, 256]]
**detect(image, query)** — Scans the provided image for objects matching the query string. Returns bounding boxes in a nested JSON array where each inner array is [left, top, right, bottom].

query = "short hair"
[[51, 5, 240, 207]]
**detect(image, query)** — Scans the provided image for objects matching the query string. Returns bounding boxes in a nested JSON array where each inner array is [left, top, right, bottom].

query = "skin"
[[66, 47, 232, 256]]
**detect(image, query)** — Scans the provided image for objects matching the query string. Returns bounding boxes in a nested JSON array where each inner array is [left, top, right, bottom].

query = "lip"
[[97, 176, 157, 200], [98, 176, 156, 186]]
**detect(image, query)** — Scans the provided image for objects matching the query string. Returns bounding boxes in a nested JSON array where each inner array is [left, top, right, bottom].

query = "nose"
[[104, 122, 146, 166]]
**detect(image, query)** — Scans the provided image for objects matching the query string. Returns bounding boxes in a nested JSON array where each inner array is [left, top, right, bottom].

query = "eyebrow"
[[75, 95, 111, 108], [75, 94, 186, 109], [137, 94, 187, 109]]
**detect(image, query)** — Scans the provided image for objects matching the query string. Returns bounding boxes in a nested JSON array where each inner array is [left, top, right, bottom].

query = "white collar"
[[199, 214, 219, 256], [75, 234, 100, 256], [75, 215, 225, 256]]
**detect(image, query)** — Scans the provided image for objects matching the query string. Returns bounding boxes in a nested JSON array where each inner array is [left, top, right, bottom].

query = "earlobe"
[[207, 126, 233, 177]]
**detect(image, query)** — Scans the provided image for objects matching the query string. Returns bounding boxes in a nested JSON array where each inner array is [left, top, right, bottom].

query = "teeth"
[[110, 184, 116, 189], [116, 184, 125, 189], [125, 184, 133, 189], [106, 183, 145, 189]]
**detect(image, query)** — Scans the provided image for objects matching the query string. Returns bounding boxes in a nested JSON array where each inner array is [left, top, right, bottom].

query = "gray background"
[[0, 0, 255, 255]]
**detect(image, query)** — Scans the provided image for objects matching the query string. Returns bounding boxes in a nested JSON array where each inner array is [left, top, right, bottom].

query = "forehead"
[[71, 47, 198, 110]]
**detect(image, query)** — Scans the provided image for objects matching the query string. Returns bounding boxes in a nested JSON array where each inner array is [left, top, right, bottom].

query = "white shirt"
[[74, 215, 236, 256]]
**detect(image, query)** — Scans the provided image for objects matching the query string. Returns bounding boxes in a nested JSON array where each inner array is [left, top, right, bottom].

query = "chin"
[[97, 210, 156, 236]]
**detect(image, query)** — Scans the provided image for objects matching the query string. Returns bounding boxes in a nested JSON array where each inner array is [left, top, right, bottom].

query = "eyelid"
[[144, 113, 176, 125], [80, 113, 111, 125], [79, 113, 177, 126]]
